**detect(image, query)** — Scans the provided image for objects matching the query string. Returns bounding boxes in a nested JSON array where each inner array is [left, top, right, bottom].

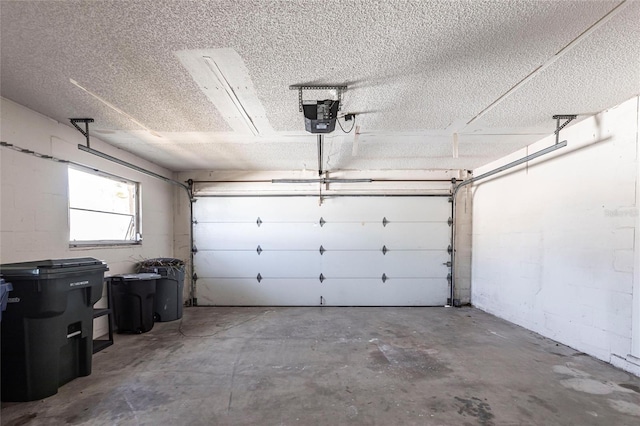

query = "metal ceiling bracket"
[[382, 245, 388, 255], [319, 273, 325, 283], [257, 273, 262, 283], [553, 114, 577, 145], [382, 273, 388, 283], [319, 245, 325, 255], [69, 118, 94, 148], [382, 217, 388, 227], [289, 85, 348, 112], [256, 245, 262, 255]]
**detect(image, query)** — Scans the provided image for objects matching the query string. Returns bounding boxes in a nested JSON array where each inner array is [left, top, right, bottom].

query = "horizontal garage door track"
[[2, 307, 640, 425]]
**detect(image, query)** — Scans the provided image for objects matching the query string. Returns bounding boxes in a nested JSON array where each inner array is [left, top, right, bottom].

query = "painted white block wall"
[[472, 96, 640, 376], [0, 98, 175, 337]]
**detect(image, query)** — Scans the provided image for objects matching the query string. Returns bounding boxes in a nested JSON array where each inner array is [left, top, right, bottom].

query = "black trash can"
[[138, 258, 185, 322], [0, 258, 108, 402], [109, 273, 160, 334]]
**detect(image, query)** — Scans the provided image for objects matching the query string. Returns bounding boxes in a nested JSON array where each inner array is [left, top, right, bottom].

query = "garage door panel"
[[193, 197, 320, 223], [197, 278, 321, 306], [317, 224, 387, 249], [381, 251, 450, 277], [380, 223, 450, 248], [194, 223, 260, 249], [318, 278, 448, 306], [194, 197, 322, 222], [258, 251, 321, 277], [319, 251, 449, 278], [320, 252, 385, 277], [256, 224, 323, 249], [195, 251, 260, 277], [194, 222, 323, 250], [317, 223, 449, 250], [318, 197, 450, 222]]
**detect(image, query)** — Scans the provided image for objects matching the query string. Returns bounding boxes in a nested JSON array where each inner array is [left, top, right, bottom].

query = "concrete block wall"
[[0, 98, 176, 337], [472, 96, 640, 376]]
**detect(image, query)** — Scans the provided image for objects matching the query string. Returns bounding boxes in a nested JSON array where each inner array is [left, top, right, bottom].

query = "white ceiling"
[[1, 0, 639, 172]]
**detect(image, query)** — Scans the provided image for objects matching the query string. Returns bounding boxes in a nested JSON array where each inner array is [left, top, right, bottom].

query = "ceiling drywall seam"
[[203, 57, 259, 136], [465, 0, 630, 127]]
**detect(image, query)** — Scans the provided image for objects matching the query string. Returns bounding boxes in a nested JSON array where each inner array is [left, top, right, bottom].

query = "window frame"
[[68, 165, 142, 248]]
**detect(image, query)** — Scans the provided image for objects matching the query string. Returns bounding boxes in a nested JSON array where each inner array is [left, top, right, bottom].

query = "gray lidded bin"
[[109, 273, 160, 334], [138, 258, 185, 322], [0, 258, 108, 402]]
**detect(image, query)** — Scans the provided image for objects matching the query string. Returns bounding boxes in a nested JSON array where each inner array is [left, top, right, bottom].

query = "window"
[[68, 167, 141, 245]]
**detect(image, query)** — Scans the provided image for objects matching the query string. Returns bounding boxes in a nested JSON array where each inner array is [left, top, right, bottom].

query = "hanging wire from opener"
[[336, 113, 356, 133]]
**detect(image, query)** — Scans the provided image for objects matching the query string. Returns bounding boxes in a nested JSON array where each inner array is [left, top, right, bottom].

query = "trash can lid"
[[0, 258, 108, 277], [109, 273, 162, 281]]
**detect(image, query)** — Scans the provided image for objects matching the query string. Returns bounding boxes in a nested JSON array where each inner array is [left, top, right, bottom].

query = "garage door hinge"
[[443, 261, 452, 267], [447, 245, 453, 254], [257, 245, 262, 255], [382, 273, 388, 283], [319, 273, 325, 283], [319, 245, 325, 255], [448, 217, 453, 226], [447, 273, 452, 283], [192, 219, 198, 225], [193, 273, 198, 282], [382, 217, 388, 227], [192, 245, 198, 253], [319, 217, 326, 227], [257, 273, 263, 283], [256, 217, 262, 227], [382, 245, 388, 255]]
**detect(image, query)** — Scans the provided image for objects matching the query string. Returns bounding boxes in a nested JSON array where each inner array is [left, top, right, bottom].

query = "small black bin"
[[138, 258, 185, 322], [109, 273, 160, 334], [0, 258, 108, 402]]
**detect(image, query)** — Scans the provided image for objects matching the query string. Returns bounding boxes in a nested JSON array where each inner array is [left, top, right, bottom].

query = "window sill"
[[69, 241, 142, 250]]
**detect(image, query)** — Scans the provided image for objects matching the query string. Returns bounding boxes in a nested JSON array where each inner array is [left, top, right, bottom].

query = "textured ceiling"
[[1, 0, 639, 172]]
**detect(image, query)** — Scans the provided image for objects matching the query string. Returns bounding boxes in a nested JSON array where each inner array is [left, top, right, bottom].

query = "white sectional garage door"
[[193, 196, 451, 306]]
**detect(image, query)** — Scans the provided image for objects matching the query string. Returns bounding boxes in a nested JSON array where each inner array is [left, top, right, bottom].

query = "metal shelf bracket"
[[70, 118, 94, 148]]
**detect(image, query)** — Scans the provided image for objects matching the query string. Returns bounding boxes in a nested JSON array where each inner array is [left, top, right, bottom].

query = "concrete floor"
[[2, 307, 640, 426]]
